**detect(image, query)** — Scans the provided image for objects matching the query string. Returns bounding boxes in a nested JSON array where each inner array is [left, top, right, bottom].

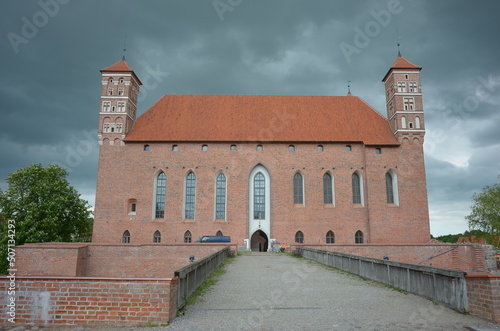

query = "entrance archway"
[[250, 230, 268, 252]]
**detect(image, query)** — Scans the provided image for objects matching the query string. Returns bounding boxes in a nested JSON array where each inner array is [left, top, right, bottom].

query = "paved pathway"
[[166, 253, 499, 331]]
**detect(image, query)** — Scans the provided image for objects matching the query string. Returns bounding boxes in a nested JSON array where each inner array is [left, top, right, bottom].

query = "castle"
[[92, 54, 430, 251]]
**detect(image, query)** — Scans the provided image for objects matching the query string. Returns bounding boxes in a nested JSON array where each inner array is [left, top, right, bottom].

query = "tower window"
[[102, 101, 111, 112], [153, 231, 161, 243], [108, 88, 113, 95], [409, 82, 418, 92], [409, 122, 414, 129], [184, 231, 192, 243], [397, 82, 407, 93], [404, 74, 409, 80], [355, 230, 364, 244], [119, 78, 124, 84], [403, 97, 415, 110], [257, 145, 263, 151], [289, 145, 295, 151], [317, 145, 323, 152], [416, 116, 421, 129], [118, 88, 124, 96], [117, 101, 125, 112], [109, 78, 114, 84], [295, 231, 304, 244]]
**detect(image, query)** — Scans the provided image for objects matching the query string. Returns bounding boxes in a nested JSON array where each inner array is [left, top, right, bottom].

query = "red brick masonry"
[[0, 276, 179, 326], [466, 273, 500, 323]]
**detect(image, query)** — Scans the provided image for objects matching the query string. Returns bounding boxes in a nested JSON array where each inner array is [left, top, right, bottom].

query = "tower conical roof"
[[100, 60, 134, 72], [100, 60, 142, 85], [382, 55, 421, 82]]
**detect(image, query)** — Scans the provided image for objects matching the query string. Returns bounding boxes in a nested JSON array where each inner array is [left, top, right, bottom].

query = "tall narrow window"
[[355, 230, 364, 244], [184, 231, 192, 243], [352, 172, 361, 204], [401, 116, 407, 129], [295, 231, 304, 243], [415, 116, 421, 129], [323, 173, 333, 204], [386, 172, 394, 204], [216, 173, 226, 219], [122, 230, 130, 243], [153, 231, 161, 243], [293, 173, 304, 204], [155, 172, 166, 218], [254, 172, 265, 219], [326, 231, 335, 244], [185, 172, 196, 219]]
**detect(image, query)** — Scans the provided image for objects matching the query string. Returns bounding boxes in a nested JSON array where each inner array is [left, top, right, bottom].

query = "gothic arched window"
[[155, 172, 166, 218], [185, 172, 196, 219]]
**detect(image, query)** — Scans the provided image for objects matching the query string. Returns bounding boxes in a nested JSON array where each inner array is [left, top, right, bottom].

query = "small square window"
[[230, 145, 237, 151], [257, 145, 263, 151], [202, 145, 208, 151], [289, 145, 295, 151], [143, 145, 150, 151], [375, 148, 381, 154], [346, 145, 352, 152], [172, 145, 178, 151], [317, 145, 323, 152]]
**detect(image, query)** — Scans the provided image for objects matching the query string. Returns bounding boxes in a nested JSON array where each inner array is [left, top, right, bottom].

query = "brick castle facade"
[[92, 55, 430, 250]]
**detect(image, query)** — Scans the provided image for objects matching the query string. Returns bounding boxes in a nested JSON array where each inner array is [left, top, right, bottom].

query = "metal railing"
[[299, 247, 469, 312], [174, 247, 230, 309]]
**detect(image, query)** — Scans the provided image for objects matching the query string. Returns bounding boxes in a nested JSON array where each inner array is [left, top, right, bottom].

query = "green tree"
[[0, 164, 93, 273], [466, 176, 500, 246]]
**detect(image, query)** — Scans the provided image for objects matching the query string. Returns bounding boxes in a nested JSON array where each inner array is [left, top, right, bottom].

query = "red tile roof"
[[100, 60, 134, 72], [382, 56, 421, 81], [100, 60, 142, 85], [123, 95, 399, 145]]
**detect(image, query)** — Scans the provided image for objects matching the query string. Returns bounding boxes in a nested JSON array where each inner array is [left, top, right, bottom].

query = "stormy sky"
[[1, 0, 499, 236]]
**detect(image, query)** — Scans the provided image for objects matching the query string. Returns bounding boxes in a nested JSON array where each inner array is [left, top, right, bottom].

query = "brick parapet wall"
[[0, 276, 179, 326], [466, 273, 500, 323], [15, 243, 236, 278], [296, 244, 493, 271]]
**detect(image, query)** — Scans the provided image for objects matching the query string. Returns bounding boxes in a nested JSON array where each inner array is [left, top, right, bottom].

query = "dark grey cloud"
[[1, 0, 499, 236]]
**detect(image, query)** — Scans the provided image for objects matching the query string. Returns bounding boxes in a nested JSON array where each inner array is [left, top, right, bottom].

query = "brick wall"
[[93, 140, 430, 247], [15, 243, 234, 278], [466, 273, 500, 323], [0, 276, 178, 326], [297, 244, 491, 271]]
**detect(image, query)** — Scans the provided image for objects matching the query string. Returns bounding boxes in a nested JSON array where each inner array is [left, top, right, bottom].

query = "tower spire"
[[396, 29, 402, 57], [122, 36, 127, 61], [347, 80, 352, 95]]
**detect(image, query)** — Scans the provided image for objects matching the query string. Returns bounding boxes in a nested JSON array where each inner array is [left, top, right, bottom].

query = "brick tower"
[[382, 54, 425, 142], [98, 60, 142, 146]]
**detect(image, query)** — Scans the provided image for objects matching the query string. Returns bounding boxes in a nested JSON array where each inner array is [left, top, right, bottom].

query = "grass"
[[182, 254, 236, 309]]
